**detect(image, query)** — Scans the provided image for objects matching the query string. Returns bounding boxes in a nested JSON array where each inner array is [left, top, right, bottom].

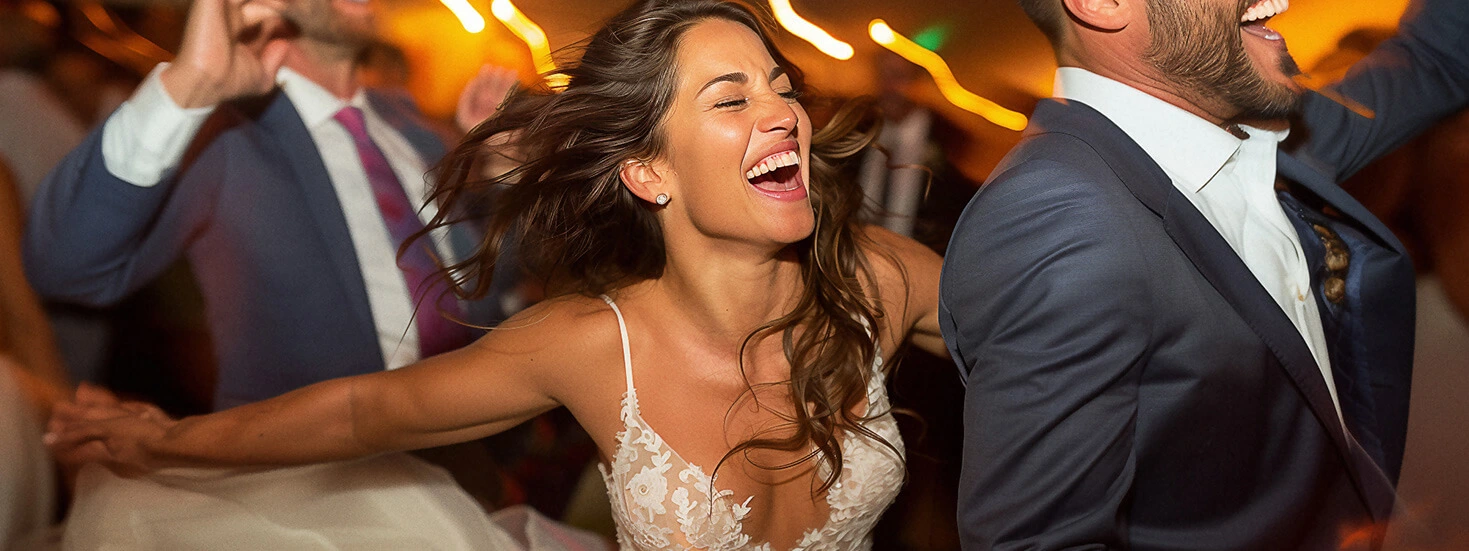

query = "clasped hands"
[[43, 383, 176, 477]]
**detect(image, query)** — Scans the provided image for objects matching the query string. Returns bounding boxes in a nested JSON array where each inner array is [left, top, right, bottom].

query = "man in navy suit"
[[25, 0, 516, 407], [24, 0, 523, 505], [940, 0, 1468, 549]]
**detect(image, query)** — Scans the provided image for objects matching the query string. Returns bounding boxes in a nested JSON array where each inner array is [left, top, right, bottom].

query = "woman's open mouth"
[[745, 149, 807, 200]]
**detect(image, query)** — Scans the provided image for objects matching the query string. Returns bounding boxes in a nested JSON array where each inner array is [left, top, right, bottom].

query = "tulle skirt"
[[62, 453, 608, 551]]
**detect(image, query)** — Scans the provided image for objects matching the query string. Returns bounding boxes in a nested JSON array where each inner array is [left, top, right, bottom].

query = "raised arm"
[[1295, 0, 1469, 181], [43, 299, 598, 473], [23, 0, 290, 306]]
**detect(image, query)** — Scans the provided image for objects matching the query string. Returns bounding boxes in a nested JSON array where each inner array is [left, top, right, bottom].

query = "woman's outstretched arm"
[[44, 299, 588, 474]]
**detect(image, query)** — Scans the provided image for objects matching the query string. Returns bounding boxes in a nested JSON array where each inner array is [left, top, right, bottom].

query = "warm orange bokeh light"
[[769, 0, 854, 60], [377, 4, 531, 119], [869, 19, 1027, 131]]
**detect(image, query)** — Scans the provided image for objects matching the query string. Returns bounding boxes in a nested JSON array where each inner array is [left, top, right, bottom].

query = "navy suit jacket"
[[25, 89, 510, 409], [939, 1, 1469, 549]]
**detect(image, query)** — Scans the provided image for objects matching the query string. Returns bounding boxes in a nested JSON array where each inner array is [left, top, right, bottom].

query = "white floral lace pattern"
[[596, 296, 905, 551]]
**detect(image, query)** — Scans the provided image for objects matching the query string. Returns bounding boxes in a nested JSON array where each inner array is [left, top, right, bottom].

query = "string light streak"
[[75, 2, 172, 74], [490, 0, 570, 88], [869, 20, 1027, 131], [768, 0, 853, 60], [438, 0, 486, 34]]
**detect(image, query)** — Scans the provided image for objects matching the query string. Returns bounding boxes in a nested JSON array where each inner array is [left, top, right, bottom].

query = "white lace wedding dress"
[[596, 296, 906, 551]]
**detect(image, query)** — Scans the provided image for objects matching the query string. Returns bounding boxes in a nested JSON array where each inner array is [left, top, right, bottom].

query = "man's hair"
[[1016, 0, 1068, 47]]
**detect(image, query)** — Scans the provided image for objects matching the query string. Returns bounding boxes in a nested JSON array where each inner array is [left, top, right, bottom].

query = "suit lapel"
[[1277, 153, 1408, 256], [1276, 153, 1404, 523], [256, 92, 376, 337], [1158, 193, 1350, 449], [1031, 100, 1393, 519]]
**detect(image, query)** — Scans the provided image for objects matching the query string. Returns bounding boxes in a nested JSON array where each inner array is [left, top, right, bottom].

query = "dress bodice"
[[595, 296, 905, 551]]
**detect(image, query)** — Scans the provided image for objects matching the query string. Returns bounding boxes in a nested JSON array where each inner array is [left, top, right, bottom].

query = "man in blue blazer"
[[940, 0, 1469, 549], [24, 0, 515, 410]]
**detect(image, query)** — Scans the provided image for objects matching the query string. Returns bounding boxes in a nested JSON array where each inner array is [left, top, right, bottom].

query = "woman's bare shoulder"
[[473, 294, 624, 361]]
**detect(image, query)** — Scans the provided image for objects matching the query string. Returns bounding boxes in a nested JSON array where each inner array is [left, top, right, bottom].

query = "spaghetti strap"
[[599, 295, 636, 398]]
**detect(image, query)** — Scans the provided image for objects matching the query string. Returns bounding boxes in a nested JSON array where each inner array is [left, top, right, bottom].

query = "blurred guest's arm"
[[1297, 0, 1469, 180], [22, 0, 290, 306], [107, 0, 293, 187], [455, 65, 518, 134], [0, 159, 69, 416]]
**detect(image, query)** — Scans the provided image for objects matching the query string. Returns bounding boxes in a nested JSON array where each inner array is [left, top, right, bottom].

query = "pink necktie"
[[334, 106, 467, 358]]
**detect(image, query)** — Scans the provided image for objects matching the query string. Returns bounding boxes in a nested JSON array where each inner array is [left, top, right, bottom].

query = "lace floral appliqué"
[[597, 370, 904, 551]]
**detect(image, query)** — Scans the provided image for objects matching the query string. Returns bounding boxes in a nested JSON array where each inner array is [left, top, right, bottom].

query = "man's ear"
[[1062, 0, 1135, 32], [618, 158, 666, 204]]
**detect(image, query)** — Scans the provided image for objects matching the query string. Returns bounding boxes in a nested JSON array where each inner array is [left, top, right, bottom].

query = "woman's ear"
[[619, 158, 667, 205]]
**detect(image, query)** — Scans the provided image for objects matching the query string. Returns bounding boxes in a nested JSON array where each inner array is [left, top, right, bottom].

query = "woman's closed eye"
[[713, 90, 802, 110], [714, 97, 749, 109]]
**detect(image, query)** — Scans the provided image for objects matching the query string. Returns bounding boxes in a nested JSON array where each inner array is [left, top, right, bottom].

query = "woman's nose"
[[756, 95, 798, 134]]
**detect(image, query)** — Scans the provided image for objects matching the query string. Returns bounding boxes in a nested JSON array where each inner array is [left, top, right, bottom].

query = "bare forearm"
[[150, 377, 378, 467]]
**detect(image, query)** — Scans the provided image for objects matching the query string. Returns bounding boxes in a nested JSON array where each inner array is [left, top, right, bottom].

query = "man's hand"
[[456, 65, 519, 133], [160, 0, 294, 109]]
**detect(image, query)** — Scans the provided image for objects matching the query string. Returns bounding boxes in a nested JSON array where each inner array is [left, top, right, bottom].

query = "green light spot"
[[911, 24, 951, 52]]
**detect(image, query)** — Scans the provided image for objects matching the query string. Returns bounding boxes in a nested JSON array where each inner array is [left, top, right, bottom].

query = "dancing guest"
[[939, 0, 1468, 549], [46, 0, 947, 548], [24, 0, 527, 508]]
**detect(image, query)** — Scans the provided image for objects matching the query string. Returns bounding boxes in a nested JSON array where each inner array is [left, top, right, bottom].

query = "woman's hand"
[[45, 383, 177, 477]]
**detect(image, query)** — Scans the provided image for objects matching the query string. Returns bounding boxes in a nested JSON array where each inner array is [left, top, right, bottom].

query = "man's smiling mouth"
[[1240, 0, 1289, 41]]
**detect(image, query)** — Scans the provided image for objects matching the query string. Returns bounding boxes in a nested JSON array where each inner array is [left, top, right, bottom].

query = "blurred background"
[[1, 0, 1463, 548]]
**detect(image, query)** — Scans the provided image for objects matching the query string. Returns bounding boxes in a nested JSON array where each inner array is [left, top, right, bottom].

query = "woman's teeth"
[[1242, 0, 1288, 23], [745, 151, 800, 181]]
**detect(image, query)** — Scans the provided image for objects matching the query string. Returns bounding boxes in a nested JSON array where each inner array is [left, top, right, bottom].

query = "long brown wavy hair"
[[419, 0, 898, 493]]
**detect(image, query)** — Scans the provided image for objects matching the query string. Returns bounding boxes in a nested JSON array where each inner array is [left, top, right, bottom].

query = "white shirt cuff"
[[100, 63, 215, 188]]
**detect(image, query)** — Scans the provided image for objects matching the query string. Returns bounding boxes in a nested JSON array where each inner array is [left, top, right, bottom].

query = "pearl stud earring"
[[655, 193, 669, 206]]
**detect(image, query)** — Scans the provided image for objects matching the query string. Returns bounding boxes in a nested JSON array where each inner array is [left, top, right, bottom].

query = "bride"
[[47, 0, 947, 548]]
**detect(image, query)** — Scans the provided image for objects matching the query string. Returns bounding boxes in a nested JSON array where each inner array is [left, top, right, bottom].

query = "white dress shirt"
[[100, 64, 457, 370], [1053, 67, 1342, 424]]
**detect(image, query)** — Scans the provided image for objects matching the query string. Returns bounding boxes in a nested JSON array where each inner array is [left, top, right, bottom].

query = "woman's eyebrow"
[[696, 66, 787, 95], [698, 72, 747, 95]]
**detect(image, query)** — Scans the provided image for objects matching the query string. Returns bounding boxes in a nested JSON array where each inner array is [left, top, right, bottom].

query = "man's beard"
[[1143, 0, 1302, 120]]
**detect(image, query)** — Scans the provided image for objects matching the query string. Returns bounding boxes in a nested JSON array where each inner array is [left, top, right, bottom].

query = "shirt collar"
[[1054, 67, 1247, 193], [276, 67, 369, 129]]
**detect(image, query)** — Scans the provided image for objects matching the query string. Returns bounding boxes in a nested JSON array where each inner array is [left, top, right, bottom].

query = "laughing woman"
[[46, 1, 947, 548]]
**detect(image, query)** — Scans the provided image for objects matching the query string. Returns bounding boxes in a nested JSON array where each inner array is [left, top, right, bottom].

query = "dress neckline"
[[596, 295, 893, 550]]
